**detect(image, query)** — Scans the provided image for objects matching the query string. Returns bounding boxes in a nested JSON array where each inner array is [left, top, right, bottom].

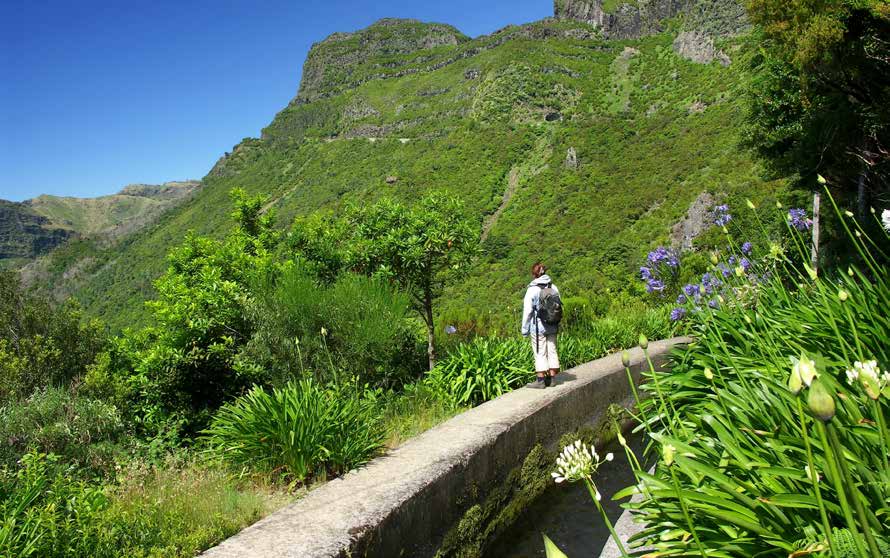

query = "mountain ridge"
[[14, 1, 787, 331]]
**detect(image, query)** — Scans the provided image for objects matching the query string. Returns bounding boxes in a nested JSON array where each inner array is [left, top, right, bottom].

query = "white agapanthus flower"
[[882, 209, 890, 232], [847, 360, 881, 384], [551, 440, 613, 485]]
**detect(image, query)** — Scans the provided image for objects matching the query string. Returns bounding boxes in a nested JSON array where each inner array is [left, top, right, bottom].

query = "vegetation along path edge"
[[201, 336, 692, 558]]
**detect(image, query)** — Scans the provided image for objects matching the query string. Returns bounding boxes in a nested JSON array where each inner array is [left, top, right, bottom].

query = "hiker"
[[521, 262, 563, 388]]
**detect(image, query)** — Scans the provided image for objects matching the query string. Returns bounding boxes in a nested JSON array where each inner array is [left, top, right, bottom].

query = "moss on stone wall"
[[435, 404, 627, 558]]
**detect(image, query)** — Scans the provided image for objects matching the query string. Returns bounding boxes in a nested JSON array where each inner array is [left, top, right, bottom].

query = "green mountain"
[[26, 1, 788, 331]]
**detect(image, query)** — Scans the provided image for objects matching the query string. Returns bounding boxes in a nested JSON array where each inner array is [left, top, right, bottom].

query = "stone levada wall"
[[201, 337, 690, 558]]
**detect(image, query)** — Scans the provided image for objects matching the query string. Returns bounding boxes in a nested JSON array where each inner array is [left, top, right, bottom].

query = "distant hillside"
[[29, 1, 791, 331], [23, 180, 201, 237], [0, 201, 74, 268], [1, 180, 199, 271]]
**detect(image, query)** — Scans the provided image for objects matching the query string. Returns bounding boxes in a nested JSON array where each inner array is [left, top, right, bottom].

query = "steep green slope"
[[38, 12, 786, 331]]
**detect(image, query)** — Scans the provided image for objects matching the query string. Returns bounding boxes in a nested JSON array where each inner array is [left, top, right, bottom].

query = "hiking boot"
[[527, 378, 547, 389], [544, 375, 553, 387], [548, 374, 559, 386]]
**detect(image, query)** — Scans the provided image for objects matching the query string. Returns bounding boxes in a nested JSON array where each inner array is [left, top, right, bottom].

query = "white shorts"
[[530, 334, 560, 372]]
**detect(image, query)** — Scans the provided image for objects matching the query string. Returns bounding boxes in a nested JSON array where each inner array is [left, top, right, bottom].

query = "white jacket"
[[521, 274, 560, 336]]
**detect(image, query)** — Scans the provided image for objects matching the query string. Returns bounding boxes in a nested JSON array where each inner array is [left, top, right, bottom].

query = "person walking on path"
[[521, 262, 563, 388]]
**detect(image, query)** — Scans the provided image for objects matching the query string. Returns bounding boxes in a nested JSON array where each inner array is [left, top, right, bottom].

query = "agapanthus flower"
[[728, 255, 737, 265], [707, 298, 719, 309], [713, 204, 732, 227], [683, 283, 699, 297], [676, 293, 687, 304], [741, 241, 753, 255], [445, 325, 457, 334], [639, 266, 652, 280], [551, 440, 613, 485], [882, 209, 890, 232], [646, 279, 665, 293], [670, 307, 686, 321], [740, 257, 752, 272], [788, 208, 812, 231], [646, 246, 679, 268], [718, 263, 732, 278]]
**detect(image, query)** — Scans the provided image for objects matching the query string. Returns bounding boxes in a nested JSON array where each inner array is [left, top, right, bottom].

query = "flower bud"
[[838, 290, 848, 302], [746, 199, 756, 210], [844, 210, 854, 218], [775, 200, 783, 209], [847, 267, 854, 277], [663, 443, 676, 466], [807, 379, 836, 422], [710, 253, 719, 265], [704, 367, 714, 380], [621, 350, 631, 367], [788, 366, 803, 395], [817, 174, 827, 185], [638, 334, 648, 350]]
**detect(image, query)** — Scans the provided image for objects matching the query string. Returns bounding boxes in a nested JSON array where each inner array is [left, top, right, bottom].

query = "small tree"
[[292, 192, 479, 370]]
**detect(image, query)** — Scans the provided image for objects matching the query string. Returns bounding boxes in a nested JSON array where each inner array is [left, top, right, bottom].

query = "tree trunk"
[[811, 192, 820, 277], [423, 286, 436, 371]]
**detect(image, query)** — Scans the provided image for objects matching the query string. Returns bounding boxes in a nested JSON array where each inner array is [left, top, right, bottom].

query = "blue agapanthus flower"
[[670, 307, 687, 321], [676, 293, 687, 304], [713, 204, 732, 227], [741, 241, 753, 255], [708, 298, 720, 309], [640, 266, 652, 280], [740, 257, 752, 272], [445, 325, 457, 334], [683, 283, 699, 297], [719, 263, 732, 278], [646, 246, 679, 268], [788, 208, 812, 231], [646, 279, 665, 293]]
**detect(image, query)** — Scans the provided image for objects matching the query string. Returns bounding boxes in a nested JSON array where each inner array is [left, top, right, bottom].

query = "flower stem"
[[585, 479, 631, 558], [797, 399, 835, 557], [817, 421, 871, 558], [826, 422, 883, 558]]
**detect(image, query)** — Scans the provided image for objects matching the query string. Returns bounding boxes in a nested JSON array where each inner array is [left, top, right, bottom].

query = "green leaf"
[[542, 533, 569, 558]]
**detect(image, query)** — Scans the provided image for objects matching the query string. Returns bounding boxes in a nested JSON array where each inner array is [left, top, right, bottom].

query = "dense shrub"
[[239, 263, 424, 387], [0, 387, 125, 474], [204, 379, 384, 482], [0, 272, 106, 401]]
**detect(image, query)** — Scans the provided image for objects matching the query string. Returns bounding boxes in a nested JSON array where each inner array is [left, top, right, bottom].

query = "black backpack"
[[536, 283, 563, 326]]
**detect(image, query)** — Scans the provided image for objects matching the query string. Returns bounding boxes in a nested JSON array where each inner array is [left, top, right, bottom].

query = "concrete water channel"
[[202, 337, 690, 558]]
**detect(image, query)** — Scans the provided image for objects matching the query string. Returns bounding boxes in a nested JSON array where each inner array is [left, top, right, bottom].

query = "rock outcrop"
[[565, 147, 579, 169], [294, 18, 467, 104], [554, 0, 747, 40], [670, 191, 716, 250], [673, 30, 731, 65]]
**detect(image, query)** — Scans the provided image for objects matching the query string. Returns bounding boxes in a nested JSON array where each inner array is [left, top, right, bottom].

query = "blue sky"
[[0, 1, 551, 201]]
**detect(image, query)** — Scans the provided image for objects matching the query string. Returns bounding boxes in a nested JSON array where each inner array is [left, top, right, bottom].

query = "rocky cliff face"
[[554, 0, 746, 40], [294, 18, 468, 104]]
